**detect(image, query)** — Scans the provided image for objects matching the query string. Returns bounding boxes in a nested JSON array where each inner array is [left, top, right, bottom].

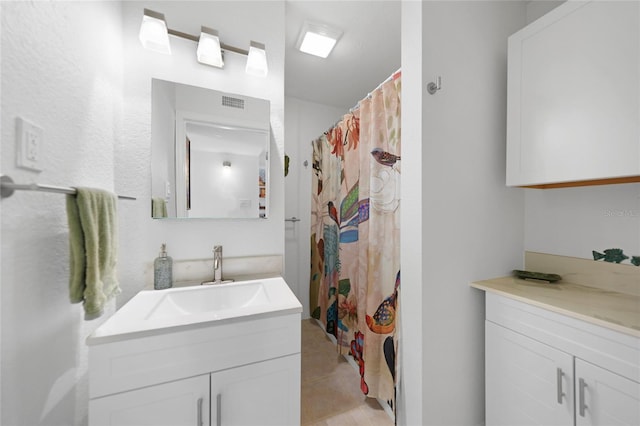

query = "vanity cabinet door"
[[486, 321, 574, 426], [210, 353, 300, 426], [575, 358, 640, 426], [89, 374, 210, 426], [506, 1, 640, 186]]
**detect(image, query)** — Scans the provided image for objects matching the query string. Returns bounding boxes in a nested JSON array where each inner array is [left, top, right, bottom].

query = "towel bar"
[[0, 175, 136, 200]]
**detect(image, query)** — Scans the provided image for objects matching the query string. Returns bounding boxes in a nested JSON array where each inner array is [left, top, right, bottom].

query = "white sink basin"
[[147, 281, 270, 319], [88, 277, 302, 343]]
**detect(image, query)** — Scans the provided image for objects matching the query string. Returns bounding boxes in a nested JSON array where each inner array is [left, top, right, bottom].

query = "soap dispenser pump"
[[154, 243, 173, 290]]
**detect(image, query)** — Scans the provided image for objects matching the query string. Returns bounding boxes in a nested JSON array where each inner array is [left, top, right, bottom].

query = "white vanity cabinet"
[[486, 321, 574, 425], [506, 1, 640, 187], [88, 312, 301, 426], [90, 354, 299, 426], [485, 293, 640, 426], [89, 375, 211, 426], [209, 355, 300, 426]]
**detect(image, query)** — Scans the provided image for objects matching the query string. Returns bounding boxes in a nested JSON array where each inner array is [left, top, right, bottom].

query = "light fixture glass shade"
[[197, 26, 224, 68], [296, 21, 342, 58], [139, 9, 171, 55], [245, 41, 268, 77]]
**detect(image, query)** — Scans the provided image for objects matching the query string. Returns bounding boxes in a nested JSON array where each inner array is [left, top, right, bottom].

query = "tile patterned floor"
[[301, 319, 394, 426]]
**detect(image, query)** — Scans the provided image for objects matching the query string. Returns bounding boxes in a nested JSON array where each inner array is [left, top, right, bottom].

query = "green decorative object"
[[311, 306, 321, 319], [592, 248, 629, 264], [631, 256, 640, 267], [284, 154, 290, 177], [513, 270, 562, 283]]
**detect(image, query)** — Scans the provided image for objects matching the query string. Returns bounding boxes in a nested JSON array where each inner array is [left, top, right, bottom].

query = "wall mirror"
[[151, 79, 270, 219]]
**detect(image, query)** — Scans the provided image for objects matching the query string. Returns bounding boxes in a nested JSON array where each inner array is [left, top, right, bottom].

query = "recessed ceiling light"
[[296, 21, 342, 59]]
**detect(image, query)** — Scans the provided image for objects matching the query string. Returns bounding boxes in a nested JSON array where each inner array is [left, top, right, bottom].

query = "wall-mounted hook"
[[303, 160, 309, 168], [427, 76, 442, 95]]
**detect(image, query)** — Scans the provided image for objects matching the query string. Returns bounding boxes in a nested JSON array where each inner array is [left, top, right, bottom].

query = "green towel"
[[67, 187, 120, 318], [152, 197, 167, 218]]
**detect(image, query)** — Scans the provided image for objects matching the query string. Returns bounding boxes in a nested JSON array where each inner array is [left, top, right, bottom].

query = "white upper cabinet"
[[506, 1, 640, 187]]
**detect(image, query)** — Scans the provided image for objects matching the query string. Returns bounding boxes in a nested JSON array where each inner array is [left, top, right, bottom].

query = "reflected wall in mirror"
[[151, 79, 270, 219]]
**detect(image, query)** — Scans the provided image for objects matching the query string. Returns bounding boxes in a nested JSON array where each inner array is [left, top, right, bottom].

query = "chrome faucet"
[[202, 245, 233, 285], [213, 245, 223, 283]]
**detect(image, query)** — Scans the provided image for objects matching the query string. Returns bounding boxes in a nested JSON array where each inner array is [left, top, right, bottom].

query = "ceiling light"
[[296, 21, 342, 59], [139, 9, 171, 55], [223, 161, 232, 168], [197, 27, 224, 68], [245, 41, 268, 77]]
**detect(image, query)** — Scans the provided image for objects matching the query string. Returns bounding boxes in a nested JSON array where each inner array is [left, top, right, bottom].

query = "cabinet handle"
[[216, 393, 222, 426], [556, 368, 565, 404], [578, 378, 588, 417], [197, 397, 203, 426]]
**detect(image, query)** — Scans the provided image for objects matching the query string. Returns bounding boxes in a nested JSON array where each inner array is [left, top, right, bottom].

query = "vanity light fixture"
[[197, 27, 224, 68], [139, 9, 171, 54], [296, 21, 343, 59], [246, 41, 268, 77], [223, 161, 232, 168], [138, 9, 268, 77]]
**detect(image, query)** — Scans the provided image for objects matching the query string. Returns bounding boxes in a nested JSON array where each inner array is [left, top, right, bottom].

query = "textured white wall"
[[283, 96, 347, 319], [0, 1, 285, 424], [1, 2, 123, 425], [402, 2, 527, 424]]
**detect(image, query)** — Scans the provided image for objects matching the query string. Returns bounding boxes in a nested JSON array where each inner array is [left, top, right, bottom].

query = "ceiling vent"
[[222, 96, 245, 109]]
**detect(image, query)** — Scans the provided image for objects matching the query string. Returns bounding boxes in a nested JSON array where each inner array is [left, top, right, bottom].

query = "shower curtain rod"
[[312, 67, 402, 142], [348, 67, 401, 113]]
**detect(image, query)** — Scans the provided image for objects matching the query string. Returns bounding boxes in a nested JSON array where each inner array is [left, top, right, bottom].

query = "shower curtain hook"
[[427, 76, 442, 95]]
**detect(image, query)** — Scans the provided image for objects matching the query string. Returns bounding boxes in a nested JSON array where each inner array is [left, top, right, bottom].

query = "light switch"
[[16, 117, 43, 172]]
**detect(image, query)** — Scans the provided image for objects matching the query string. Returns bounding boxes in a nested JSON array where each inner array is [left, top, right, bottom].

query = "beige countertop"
[[471, 276, 640, 338]]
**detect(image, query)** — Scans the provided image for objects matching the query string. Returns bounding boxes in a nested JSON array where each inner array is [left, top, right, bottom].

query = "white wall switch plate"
[[16, 117, 43, 172]]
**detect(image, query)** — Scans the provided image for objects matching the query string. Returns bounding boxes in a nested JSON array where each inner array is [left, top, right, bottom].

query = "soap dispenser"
[[154, 243, 173, 290]]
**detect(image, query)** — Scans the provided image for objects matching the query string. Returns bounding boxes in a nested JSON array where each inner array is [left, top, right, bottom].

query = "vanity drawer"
[[89, 313, 300, 398]]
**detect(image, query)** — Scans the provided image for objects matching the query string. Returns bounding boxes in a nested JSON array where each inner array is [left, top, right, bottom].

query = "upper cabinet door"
[[506, 1, 640, 187]]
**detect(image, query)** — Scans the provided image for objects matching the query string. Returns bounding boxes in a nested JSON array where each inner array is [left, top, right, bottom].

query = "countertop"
[[88, 276, 302, 345], [471, 276, 640, 338]]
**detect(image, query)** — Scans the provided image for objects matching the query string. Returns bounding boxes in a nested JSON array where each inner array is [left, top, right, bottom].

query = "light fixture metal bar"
[[167, 28, 248, 56], [220, 43, 248, 56], [167, 28, 198, 43]]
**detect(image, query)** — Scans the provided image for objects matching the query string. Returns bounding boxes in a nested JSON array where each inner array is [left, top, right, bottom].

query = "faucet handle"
[[213, 245, 222, 253]]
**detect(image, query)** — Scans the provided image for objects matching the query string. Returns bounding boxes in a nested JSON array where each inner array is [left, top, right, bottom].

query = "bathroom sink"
[[147, 281, 270, 319], [88, 277, 301, 343]]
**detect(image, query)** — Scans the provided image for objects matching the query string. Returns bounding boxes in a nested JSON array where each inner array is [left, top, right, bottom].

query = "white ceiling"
[[284, 1, 401, 109]]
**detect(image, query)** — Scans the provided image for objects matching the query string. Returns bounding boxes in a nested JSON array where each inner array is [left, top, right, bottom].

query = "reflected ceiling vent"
[[222, 96, 245, 109]]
